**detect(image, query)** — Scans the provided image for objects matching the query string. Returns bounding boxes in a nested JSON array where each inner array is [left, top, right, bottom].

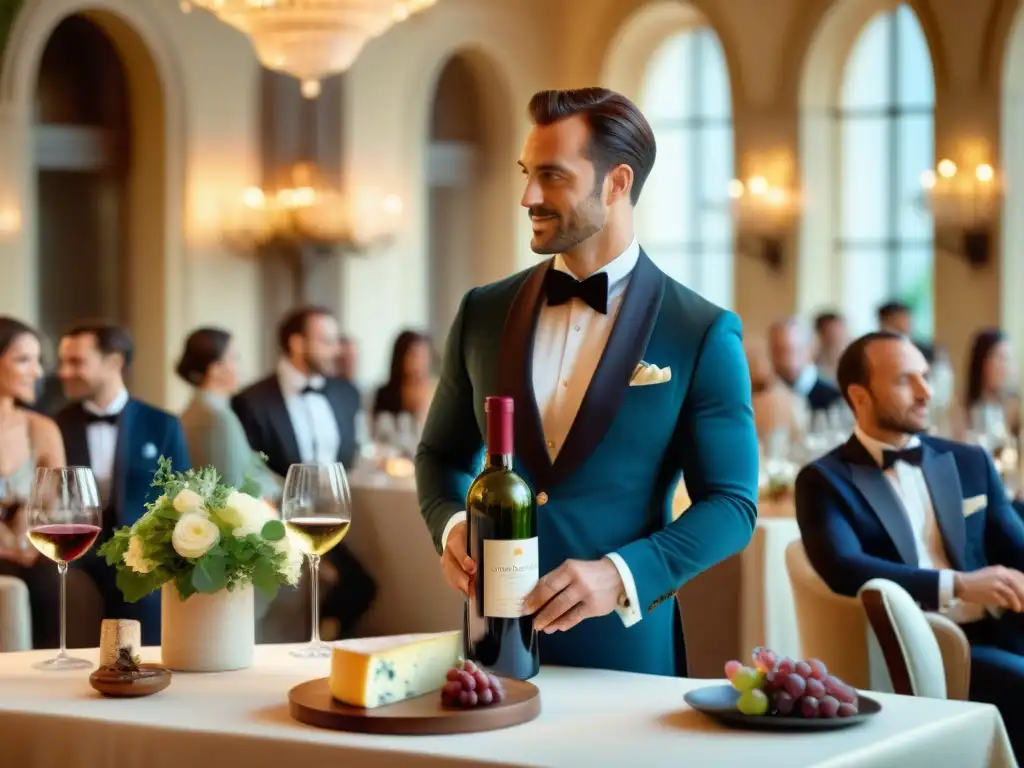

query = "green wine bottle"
[[465, 395, 539, 680]]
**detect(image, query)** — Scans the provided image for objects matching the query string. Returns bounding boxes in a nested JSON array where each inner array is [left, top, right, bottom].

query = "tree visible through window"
[[637, 27, 733, 309], [838, 4, 935, 336]]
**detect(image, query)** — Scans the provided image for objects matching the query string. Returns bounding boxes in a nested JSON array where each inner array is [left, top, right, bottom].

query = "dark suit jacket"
[[231, 374, 361, 478], [807, 378, 843, 413], [55, 398, 192, 529], [415, 249, 760, 676], [796, 434, 1024, 610]]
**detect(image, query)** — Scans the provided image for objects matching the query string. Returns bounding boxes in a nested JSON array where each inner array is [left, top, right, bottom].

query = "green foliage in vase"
[[97, 457, 303, 603]]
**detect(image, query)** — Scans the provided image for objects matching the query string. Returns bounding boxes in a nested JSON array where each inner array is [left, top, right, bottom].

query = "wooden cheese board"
[[288, 676, 541, 735]]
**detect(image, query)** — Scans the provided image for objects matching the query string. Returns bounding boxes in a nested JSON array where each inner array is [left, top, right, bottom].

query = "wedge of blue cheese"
[[329, 631, 462, 708]]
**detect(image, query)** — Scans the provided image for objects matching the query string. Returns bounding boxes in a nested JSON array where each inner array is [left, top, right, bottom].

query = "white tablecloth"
[[0, 645, 1014, 767]]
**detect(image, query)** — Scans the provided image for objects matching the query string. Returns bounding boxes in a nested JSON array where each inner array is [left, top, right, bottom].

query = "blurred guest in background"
[[232, 306, 374, 640], [176, 327, 282, 500], [878, 300, 934, 363], [812, 310, 848, 385], [336, 334, 358, 385], [55, 321, 191, 646], [0, 317, 67, 648], [371, 330, 435, 424], [768, 317, 842, 414], [233, 306, 361, 473], [955, 328, 1021, 441], [747, 340, 802, 445]]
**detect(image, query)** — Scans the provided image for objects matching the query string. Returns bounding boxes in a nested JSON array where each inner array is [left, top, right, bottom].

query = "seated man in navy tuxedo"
[[796, 330, 1024, 754], [55, 322, 191, 646]]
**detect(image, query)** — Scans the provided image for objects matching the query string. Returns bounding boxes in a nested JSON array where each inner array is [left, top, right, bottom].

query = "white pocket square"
[[963, 494, 987, 517], [141, 442, 158, 460], [629, 362, 672, 387]]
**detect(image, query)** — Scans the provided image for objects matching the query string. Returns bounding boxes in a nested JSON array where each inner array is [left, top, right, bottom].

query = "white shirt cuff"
[[440, 511, 467, 552], [605, 552, 642, 628], [938, 569, 955, 610]]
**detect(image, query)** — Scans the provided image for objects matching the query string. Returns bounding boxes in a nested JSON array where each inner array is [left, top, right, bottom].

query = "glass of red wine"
[[26, 466, 102, 671], [281, 462, 353, 659]]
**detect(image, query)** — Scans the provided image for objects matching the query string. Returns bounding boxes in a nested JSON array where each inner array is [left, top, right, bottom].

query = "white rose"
[[173, 489, 208, 517], [274, 535, 304, 585], [171, 512, 220, 559], [123, 535, 156, 574], [220, 491, 272, 537]]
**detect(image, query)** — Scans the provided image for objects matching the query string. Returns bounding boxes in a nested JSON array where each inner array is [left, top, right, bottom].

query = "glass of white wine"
[[281, 462, 353, 659]]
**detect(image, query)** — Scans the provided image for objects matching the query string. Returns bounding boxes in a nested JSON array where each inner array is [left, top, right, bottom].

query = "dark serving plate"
[[684, 684, 881, 731]]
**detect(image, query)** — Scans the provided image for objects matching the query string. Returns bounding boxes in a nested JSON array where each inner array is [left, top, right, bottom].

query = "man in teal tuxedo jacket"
[[415, 88, 759, 677]]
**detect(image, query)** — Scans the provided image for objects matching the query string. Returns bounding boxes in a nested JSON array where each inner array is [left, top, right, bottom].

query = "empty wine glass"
[[280, 463, 353, 658], [27, 466, 102, 671]]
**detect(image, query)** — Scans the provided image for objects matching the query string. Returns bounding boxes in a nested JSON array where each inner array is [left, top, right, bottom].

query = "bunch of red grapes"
[[440, 660, 507, 708], [725, 647, 859, 719]]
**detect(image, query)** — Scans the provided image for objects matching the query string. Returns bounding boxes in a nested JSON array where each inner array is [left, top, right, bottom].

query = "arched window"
[[637, 26, 733, 308], [838, 4, 935, 335]]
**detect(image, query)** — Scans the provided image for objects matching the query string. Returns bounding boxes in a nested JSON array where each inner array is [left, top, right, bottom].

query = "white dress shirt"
[[84, 388, 130, 506], [277, 360, 341, 466], [443, 239, 644, 628], [854, 425, 985, 624]]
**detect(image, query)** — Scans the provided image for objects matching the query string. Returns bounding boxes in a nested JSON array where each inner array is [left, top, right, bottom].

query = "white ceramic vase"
[[160, 582, 254, 672]]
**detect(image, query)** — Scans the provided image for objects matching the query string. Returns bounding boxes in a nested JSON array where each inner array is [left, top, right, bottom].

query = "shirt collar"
[[853, 423, 921, 467], [552, 237, 640, 301], [83, 387, 129, 417], [790, 365, 819, 397], [277, 359, 325, 397]]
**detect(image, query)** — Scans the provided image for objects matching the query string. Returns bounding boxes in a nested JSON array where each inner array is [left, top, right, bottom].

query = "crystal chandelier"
[[179, 0, 439, 98]]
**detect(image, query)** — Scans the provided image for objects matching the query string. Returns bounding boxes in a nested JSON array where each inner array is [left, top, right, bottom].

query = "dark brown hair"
[[0, 316, 38, 357], [176, 327, 232, 385], [63, 320, 133, 368], [836, 331, 906, 407], [528, 88, 656, 205], [277, 305, 334, 355]]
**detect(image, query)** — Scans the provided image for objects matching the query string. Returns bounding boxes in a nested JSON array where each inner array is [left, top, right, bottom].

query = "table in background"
[[0, 645, 1014, 768], [346, 476, 463, 637]]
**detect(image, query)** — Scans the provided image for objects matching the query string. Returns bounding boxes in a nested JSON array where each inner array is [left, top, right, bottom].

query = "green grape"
[[737, 688, 769, 716], [730, 666, 765, 692]]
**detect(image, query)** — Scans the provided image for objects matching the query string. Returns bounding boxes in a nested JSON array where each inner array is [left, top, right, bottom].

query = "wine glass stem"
[[308, 554, 321, 646], [57, 561, 68, 659]]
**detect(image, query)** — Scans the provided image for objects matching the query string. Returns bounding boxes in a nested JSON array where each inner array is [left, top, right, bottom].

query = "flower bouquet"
[[98, 457, 303, 671]]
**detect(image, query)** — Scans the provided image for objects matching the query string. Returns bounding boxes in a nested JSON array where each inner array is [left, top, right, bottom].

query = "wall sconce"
[[919, 159, 1001, 267], [728, 176, 801, 271], [0, 206, 21, 240], [222, 161, 403, 261]]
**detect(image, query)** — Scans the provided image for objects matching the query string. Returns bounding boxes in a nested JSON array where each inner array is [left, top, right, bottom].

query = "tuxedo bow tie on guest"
[[881, 445, 923, 469], [795, 331, 1024, 759], [54, 321, 191, 646]]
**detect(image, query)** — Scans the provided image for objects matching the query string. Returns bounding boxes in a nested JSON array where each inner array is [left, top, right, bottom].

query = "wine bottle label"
[[483, 537, 539, 618]]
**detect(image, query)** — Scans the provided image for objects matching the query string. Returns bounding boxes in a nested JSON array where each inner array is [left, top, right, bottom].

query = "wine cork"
[[99, 619, 141, 668]]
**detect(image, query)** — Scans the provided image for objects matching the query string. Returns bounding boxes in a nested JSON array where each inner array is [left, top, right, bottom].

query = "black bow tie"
[[301, 384, 325, 396], [86, 412, 119, 426], [881, 445, 923, 470], [543, 269, 609, 315]]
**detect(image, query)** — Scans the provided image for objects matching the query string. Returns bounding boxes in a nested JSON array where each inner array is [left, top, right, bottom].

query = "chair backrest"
[[858, 578, 950, 699], [784, 540, 870, 689]]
